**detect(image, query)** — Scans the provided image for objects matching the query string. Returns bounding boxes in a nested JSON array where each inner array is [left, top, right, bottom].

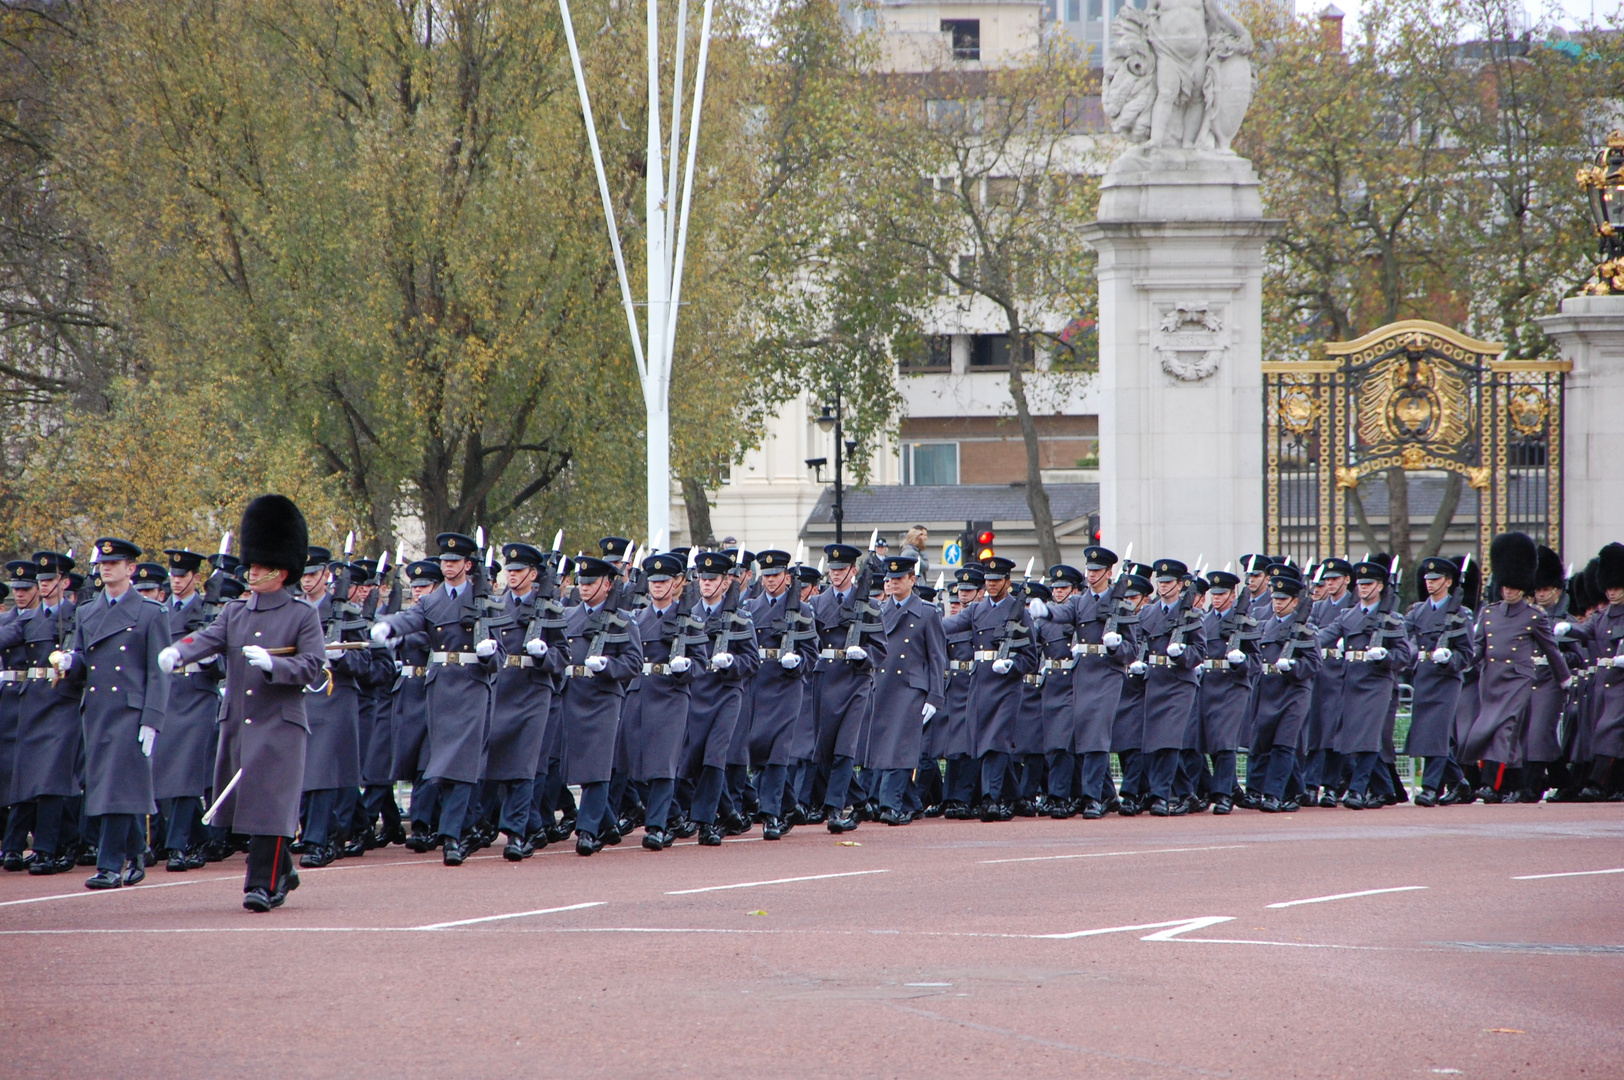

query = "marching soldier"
[[1069, 549, 1141, 819], [1523, 546, 1572, 801], [943, 556, 1037, 823], [556, 556, 642, 853], [1463, 533, 1572, 801], [488, 543, 566, 860], [294, 548, 369, 867], [1306, 557, 1356, 805], [1576, 543, 1624, 798], [676, 551, 757, 844], [1318, 559, 1414, 808], [785, 564, 825, 822], [165, 496, 325, 910], [1034, 566, 1084, 816], [935, 565, 984, 819], [1137, 559, 1207, 816], [393, 560, 440, 847], [1236, 554, 1272, 617], [743, 550, 817, 839], [1404, 556, 1474, 805], [1111, 563, 1156, 815], [623, 552, 701, 850], [55, 539, 170, 888], [152, 549, 222, 870], [864, 555, 945, 825], [810, 544, 885, 832], [1250, 567, 1322, 811], [1197, 569, 1259, 814], [0, 561, 34, 871], [2, 552, 82, 874], [371, 532, 503, 865]]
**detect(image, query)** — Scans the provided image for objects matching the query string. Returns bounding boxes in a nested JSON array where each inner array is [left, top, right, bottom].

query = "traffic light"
[[976, 529, 996, 561]]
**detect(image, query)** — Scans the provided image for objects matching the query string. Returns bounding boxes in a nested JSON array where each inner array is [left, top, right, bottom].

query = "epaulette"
[[139, 596, 166, 609]]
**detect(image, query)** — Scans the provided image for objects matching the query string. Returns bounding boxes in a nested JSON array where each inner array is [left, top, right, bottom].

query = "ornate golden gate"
[[1262, 319, 1568, 565]]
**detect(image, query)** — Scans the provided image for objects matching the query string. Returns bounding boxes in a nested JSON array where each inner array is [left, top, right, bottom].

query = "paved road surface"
[[3, 803, 1621, 1079]]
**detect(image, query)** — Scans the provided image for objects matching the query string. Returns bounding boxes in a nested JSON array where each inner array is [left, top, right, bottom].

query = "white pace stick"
[[201, 768, 244, 826]]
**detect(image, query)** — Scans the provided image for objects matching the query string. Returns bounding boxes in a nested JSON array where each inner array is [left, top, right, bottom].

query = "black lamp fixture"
[[1580, 130, 1624, 294], [808, 386, 847, 543]]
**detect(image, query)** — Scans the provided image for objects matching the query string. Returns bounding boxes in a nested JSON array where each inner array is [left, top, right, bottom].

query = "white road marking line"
[[1034, 916, 1236, 940], [1512, 868, 1624, 880], [981, 845, 1246, 865], [411, 901, 606, 930], [0, 874, 242, 907], [665, 869, 890, 895], [905, 982, 951, 986], [1266, 886, 1427, 909]]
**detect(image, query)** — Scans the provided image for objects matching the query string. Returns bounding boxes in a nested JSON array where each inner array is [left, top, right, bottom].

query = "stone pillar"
[[1083, 148, 1277, 563], [1535, 294, 1624, 557]]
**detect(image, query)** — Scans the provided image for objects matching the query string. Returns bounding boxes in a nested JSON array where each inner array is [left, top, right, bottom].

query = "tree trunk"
[[1385, 465, 1412, 570], [1417, 471, 1463, 561], [680, 474, 717, 549], [1004, 340, 1061, 571], [1349, 481, 1383, 558]]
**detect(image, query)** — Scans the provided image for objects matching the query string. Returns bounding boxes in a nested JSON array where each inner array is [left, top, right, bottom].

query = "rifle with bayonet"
[[201, 531, 232, 624], [467, 527, 517, 647]]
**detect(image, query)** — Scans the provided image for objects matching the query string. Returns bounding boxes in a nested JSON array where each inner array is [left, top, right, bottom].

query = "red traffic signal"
[[976, 529, 995, 560]]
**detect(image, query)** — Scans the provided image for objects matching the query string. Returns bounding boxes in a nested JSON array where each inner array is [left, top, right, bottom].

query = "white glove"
[[394, 660, 404, 673], [1227, 649, 1246, 665], [710, 651, 734, 670], [1103, 631, 1123, 649], [668, 656, 692, 674], [1599, 656, 1615, 669], [1366, 646, 1388, 662], [158, 647, 181, 674], [138, 725, 157, 758], [242, 645, 273, 672], [1275, 657, 1294, 673], [50, 650, 73, 673], [370, 621, 393, 645], [844, 646, 867, 662], [475, 638, 498, 658], [1431, 647, 1452, 664], [1166, 642, 1186, 658], [1129, 660, 1148, 675], [991, 658, 1014, 674], [585, 654, 609, 673], [325, 647, 343, 661], [921, 703, 937, 724], [779, 652, 801, 670], [525, 637, 548, 658], [1027, 598, 1048, 619], [1553, 621, 1572, 637], [1070, 641, 1089, 657]]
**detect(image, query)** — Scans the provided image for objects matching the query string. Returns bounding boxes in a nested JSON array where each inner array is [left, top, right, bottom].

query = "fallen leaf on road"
[[1484, 1029, 1524, 1035], [837, 841, 862, 847], [747, 910, 768, 916]]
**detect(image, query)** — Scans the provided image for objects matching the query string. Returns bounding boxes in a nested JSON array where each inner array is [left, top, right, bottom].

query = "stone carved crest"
[[1156, 302, 1226, 381], [1102, 0, 1255, 151]]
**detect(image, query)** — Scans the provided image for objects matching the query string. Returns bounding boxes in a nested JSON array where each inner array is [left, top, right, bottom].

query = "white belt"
[[564, 665, 595, 678], [1321, 648, 1342, 659], [402, 665, 428, 678], [503, 655, 535, 668], [1533, 656, 1549, 666], [1344, 650, 1374, 661], [1076, 643, 1110, 656], [429, 651, 481, 665], [1043, 658, 1076, 672], [1148, 655, 1174, 667], [0, 671, 21, 682], [819, 648, 840, 660], [948, 660, 975, 672], [1022, 673, 1044, 686], [179, 663, 206, 674], [1204, 659, 1233, 670], [25, 666, 53, 679], [642, 662, 676, 675], [760, 648, 782, 659], [974, 650, 999, 662]]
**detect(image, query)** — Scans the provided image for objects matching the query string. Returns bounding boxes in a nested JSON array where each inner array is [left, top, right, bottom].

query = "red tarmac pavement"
[[2, 802, 1621, 1080]]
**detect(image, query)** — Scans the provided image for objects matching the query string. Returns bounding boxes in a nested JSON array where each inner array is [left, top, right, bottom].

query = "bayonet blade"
[[219, 531, 232, 556], [551, 529, 564, 553]]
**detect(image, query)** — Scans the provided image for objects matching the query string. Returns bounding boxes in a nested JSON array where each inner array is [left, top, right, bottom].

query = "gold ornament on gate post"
[[1579, 131, 1624, 295]]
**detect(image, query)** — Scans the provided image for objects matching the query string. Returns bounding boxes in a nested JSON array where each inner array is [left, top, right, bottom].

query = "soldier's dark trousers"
[[823, 755, 857, 812], [96, 813, 141, 873], [576, 779, 612, 836], [1420, 754, 1460, 792], [360, 784, 402, 837], [914, 755, 943, 808], [409, 775, 439, 830], [755, 764, 789, 821], [1262, 747, 1301, 800], [1346, 751, 1380, 795], [644, 778, 676, 832], [496, 779, 534, 837], [1146, 748, 1179, 800], [333, 785, 360, 840], [27, 795, 69, 855], [1209, 750, 1238, 798], [1017, 753, 1045, 801], [1046, 749, 1076, 802], [873, 768, 910, 812], [979, 751, 1011, 804], [1078, 751, 1111, 802], [689, 766, 728, 825], [725, 764, 757, 815], [3, 800, 35, 852], [945, 756, 976, 804], [1117, 749, 1145, 799], [161, 797, 202, 852], [245, 835, 294, 894], [1246, 749, 1269, 794], [436, 780, 476, 840], [301, 788, 340, 846]]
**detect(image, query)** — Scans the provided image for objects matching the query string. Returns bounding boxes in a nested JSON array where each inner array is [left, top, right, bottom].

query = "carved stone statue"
[[1102, 0, 1255, 152]]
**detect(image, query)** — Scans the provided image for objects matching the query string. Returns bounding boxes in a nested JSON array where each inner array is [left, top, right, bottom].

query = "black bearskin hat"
[[1584, 558, 1603, 611], [1534, 546, 1565, 592], [1600, 542, 1624, 592], [238, 494, 309, 584], [1489, 532, 1538, 595], [1567, 570, 1592, 615], [1458, 554, 1481, 612]]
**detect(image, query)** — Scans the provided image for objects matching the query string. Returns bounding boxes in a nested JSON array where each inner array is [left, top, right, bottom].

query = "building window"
[[940, 19, 980, 61], [903, 442, 959, 486], [898, 334, 952, 373], [1067, 0, 1081, 20], [957, 253, 978, 294], [1088, 0, 1102, 20], [970, 334, 1020, 369]]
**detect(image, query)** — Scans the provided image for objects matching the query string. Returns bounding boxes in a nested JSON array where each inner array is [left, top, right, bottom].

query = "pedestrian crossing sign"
[[943, 541, 962, 568]]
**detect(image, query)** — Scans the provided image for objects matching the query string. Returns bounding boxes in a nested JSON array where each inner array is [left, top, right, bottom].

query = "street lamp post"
[[810, 387, 854, 545]]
